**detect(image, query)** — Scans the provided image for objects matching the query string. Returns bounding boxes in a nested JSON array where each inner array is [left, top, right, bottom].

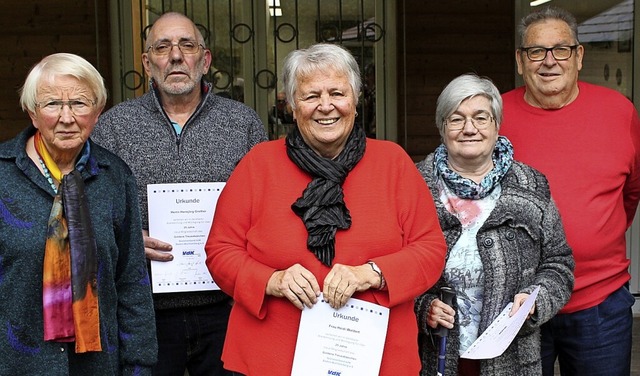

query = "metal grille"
[[111, 0, 388, 140]]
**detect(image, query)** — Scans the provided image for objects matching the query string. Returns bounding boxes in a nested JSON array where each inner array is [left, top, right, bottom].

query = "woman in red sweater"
[[205, 43, 447, 375]]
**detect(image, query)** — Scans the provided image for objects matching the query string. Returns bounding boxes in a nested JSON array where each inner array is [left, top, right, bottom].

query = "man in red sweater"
[[500, 6, 640, 376]]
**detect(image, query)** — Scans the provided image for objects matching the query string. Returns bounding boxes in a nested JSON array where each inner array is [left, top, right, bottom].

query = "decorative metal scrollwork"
[[211, 70, 232, 90], [364, 22, 384, 42], [275, 23, 297, 43], [318, 24, 339, 42], [255, 69, 276, 89], [232, 23, 253, 44], [123, 70, 144, 91], [141, 24, 152, 42], [195, 23, 210, 42]]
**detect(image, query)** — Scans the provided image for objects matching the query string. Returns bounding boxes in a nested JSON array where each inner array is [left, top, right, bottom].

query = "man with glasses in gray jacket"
[[92, 12, 267, 376]]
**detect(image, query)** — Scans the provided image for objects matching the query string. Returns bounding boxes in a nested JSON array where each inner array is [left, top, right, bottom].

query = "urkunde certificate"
[[147, 182, 225, 293], [291, 294, 390, 376], [461, 286, 540, 359]]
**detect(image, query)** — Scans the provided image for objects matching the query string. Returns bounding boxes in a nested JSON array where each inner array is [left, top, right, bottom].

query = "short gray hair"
[[518, 6, 579, 47], [435, 73, 502, 136], [145, 12, 206, 51], [281, 43, 361, 110], [19, 53, 107, 113]]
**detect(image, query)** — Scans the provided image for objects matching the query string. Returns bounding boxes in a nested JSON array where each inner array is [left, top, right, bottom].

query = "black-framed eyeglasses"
[[446, 113, 494, 131], [36, 99, 96, 116], [146, 40, 204, 56], [520, 45, 579, 62]]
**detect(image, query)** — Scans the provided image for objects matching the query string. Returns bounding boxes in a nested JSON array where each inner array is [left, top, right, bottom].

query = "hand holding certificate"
[[147, 182, 225, 293], [291, 294, 389, 376], [461, 286, 540, 359]]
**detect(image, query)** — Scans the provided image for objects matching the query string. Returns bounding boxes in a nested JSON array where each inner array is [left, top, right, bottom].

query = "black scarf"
[[286, 125, 366, 266]]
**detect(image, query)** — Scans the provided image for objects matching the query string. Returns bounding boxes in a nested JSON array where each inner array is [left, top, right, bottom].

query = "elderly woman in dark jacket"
[[0, 53, 157, 375], [414, 73, 574, 376]]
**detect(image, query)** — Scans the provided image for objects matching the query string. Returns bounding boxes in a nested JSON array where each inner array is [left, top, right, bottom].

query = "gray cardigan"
[[92, 81, 268, 309], [414, 154, 574, 376]]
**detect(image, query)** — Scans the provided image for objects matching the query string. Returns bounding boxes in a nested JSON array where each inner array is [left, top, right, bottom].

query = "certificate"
[[291, 294, 390, 376], [461, 286, 540, 359], [147, 182, 225, 293]]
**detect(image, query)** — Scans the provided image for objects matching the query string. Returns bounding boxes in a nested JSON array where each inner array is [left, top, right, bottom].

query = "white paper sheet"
[[291, 294, 390, 376], [147, 182, 225, 293], [461, 286, 540, 359]]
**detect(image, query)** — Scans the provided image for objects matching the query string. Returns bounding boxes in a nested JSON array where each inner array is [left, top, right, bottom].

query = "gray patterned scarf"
[[286, 125, 366, 266]]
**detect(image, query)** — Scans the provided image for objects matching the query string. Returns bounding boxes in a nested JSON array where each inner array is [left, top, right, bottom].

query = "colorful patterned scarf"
[[36, 132, 101, 353], [433, 136, 514, 199]]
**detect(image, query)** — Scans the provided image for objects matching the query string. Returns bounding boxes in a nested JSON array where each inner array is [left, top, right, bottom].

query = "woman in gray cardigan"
[[414, 73, 574, 376]]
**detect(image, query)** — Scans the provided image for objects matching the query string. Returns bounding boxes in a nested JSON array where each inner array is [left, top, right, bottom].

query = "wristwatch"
[[367, 261, 386, 290]]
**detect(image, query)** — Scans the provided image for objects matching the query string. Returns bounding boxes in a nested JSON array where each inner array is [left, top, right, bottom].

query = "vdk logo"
[[327, 371, 341, 376]]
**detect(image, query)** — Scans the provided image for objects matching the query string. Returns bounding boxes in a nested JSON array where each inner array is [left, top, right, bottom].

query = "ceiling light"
[[530, 0, 552, 6], [268, 0, 282, 17]]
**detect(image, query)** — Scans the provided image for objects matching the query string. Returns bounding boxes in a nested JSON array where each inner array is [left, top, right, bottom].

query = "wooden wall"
[[397, 0, 516, 161], [0, 0, 111, 141]]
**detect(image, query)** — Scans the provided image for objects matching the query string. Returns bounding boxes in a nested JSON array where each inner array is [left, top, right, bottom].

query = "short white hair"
[[19, 53, 107, 113]]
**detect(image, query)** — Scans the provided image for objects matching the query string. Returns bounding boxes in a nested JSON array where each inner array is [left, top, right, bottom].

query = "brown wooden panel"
[[405, 15, 514, 36], [396, 0, 515, 160], [403, 0, 510, 14], [2, 1, 96, 24], [404, 94, 439, 112], [405, 53, 512, 74], [0, 35, 98, 57], [0, 0, 111, 142], [405, 134, 442, 160]]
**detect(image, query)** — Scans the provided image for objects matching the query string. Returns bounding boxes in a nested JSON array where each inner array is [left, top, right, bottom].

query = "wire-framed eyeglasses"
[[446, 113, 494, 131], [146, 40, 204, 56], [520, 45, 579, 61], [36, 100, 96, 116]]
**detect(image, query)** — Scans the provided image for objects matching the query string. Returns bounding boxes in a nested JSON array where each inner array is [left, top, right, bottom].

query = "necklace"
[[38, 157, 58, 194]]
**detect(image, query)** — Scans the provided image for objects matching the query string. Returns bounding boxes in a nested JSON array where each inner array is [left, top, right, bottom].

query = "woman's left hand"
[[510, 293, 535, 318], [323, 263, 378, 309]]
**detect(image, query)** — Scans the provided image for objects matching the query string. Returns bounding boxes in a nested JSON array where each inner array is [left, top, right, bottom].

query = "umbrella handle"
[[434, 286, 456, 337], [436, 286, 456, 376]]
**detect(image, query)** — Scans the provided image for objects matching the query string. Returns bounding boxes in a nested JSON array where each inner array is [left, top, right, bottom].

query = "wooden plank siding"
[[0, 0, 111, 141], [397, 0, 515, 161]]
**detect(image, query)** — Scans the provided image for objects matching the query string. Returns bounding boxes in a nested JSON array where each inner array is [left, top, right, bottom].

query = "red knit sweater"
[[501, 82, 640, 313], [205, 138, 446, 375]]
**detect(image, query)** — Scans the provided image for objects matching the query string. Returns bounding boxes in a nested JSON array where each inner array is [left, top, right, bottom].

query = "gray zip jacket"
[[92, 80, 268, 309]]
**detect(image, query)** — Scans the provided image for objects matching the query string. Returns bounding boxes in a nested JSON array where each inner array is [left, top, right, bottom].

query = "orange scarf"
[[36, 132, 101, 353]]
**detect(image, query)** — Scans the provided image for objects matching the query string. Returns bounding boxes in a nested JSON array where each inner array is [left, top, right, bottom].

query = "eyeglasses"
[[36, 100, 96, 116], [146, 40, 204, 56], [446, 113, 494, 131], [520, 45, 579, 61]]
